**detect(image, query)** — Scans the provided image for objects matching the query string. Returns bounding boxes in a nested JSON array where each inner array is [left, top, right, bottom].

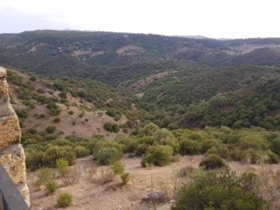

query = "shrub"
[[172, 169, 265, 210], [267, 150, 279, 164], [56, 158, 70, 176], [95, 147, 122, 165], [59, 92, 67, 99], [179, 139, 201, 155], [103, 122, 120, 133], [73, 146, 90, 158], [61, 166, 81, 186], [29, 75, 37, 81], [200, 139, 219, 153], [177, 166, 201, 178], [57, 158, 81, 186], [121, 172, 130, 185], [141, 145, 173, 167], [47, 102, 58, 110], [25, 149, 44, 171], [45, 125, 56, 134], [105, 109, 116, 117], [133, 143, 147, 156], [100, 168, 115, 183], [138, 123, 159, 137], [241, 148, 259, 164], [112, 161, 125, 175], [206, 146, 230, 159], [68, 110, 74, 115], [57, 193, 72, 207], [238, 135, 268, 151], [43, 146, 76, 167], [35, 168, 53, 188], [53, 117, 61, 123], [46, 180, 58, 194], [199, 154, 227, 170], [270, 137, 280, 156]]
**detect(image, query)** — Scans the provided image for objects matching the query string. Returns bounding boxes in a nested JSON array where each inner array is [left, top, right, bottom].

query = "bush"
[[57, 193, 72, 207], [53, 117, 61, 123], [206, 146, 230, 159], [172, 169, 265, 210], [138, 123, 159, 137], [35, 168, 53, 188], [25, 149, 44, 171], [199, 154, 227, 170], [100, 168, 115, 183], [238, 135, 268, 151], [112, 161, 125, 175], [121, 172, 130, 185], [267, 150, 279, 164], [43, 146, 76, 167], [56, 158, 80, 186], [46, 180, 58, 194], [270, 137, 280, 156], [56, 158, 70, 176], [45, 125, 56, 134], [105, 109, 117, 117], [47, 102, 58, 110], [103, 122, 120, 133], [95, 147, 123, 165], [179, 139, 201, 155], [73, 146, 90, 158], [141, 145, 173, 167], [59, 92, 67, 99]]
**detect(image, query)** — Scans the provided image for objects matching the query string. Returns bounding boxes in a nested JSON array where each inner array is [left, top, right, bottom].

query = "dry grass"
[[27, 155, 280, 210]]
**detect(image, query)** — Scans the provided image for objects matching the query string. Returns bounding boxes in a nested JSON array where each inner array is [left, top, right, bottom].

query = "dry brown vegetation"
[[27, 155, 280, 210]]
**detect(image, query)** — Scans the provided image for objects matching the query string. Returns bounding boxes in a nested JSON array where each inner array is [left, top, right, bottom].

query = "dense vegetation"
[[3, 31, 280, 131], [24, 124, 280, 170], [3, 30, 280, 209], [179, 76, 280, 130]]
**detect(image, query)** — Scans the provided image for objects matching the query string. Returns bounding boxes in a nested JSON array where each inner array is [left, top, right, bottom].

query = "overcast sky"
[[0, 0, 279, 39]]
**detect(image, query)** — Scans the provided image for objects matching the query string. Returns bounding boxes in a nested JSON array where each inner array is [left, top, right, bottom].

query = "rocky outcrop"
[[0, 67, 30, 206]]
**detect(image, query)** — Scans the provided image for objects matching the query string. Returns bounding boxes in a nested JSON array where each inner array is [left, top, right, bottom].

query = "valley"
[[1, 30, 280, 209]]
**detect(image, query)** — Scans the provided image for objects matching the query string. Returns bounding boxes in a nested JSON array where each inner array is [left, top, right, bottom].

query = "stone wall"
[[0, 67, 30, 206]]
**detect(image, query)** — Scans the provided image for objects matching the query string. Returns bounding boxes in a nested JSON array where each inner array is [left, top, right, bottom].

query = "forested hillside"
[[3, 31, 280, 210], [2, 30, 280, 131]]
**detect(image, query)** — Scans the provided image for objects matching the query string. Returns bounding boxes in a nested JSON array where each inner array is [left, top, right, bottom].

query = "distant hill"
[[1, 31, 280, 78], [2, 30, 280, 131]]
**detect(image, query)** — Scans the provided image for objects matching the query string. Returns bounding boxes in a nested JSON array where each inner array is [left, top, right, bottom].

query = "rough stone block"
[[0, 79, 9, 103], [0, 144, 26, 184], [0, 114, 21, 150]]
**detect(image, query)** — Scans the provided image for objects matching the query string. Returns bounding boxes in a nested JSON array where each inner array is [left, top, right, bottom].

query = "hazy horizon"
[[1, 0, 279, 39]]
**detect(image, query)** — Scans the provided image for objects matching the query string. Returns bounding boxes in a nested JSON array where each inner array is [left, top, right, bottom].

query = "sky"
[[0, 0, 279, 39]]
